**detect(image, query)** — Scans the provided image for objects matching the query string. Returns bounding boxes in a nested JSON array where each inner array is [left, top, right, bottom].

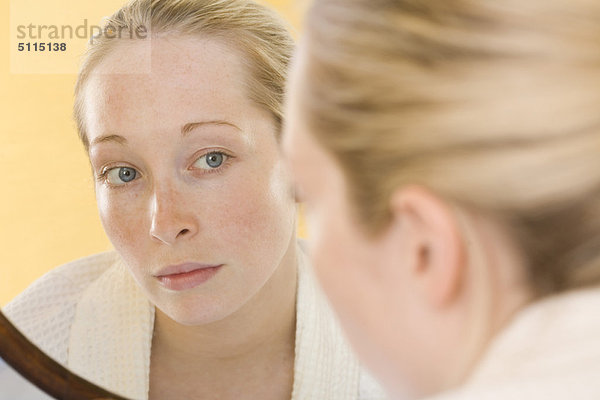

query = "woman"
[[4, 1, 386, 399], [284, 0, 600, 399]]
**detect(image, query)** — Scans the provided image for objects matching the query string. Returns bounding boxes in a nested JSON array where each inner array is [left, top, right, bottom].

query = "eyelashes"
[[96, 165, 134, 187], [96, 150, 235, 188], [190, 150, 232, 172], [97, 166, 139, 186]]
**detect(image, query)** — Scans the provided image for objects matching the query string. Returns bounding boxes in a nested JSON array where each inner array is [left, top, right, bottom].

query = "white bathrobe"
[[427, 287, 600, 400], [4, 245, 387, 400]]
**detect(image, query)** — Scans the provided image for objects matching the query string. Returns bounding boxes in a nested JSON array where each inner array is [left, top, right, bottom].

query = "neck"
[[152, 238, 298, 367], [449, 211, 534, 389]]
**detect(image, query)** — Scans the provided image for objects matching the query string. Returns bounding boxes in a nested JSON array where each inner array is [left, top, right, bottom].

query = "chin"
[[155, 292, 242, 326], [159, 305, 229, 326]]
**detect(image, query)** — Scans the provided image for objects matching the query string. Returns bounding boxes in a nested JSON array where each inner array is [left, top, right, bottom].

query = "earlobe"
[[389, 185, 465, 307]]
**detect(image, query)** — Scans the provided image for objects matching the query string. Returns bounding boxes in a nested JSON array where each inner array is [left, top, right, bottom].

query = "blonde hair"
[[301, 0, 600, 295], [74, 0, 294, 150]]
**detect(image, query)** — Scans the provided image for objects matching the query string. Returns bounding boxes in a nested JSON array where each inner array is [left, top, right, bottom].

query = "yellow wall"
[[0, 0, 304, 306]]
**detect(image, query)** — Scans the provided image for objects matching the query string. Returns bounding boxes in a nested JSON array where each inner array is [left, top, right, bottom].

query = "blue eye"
[[193, 152, 227, 170], [105, 167, 138, 185]]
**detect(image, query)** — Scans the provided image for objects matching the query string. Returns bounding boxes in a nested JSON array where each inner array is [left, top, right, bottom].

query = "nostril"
[[177, 228, 190, 238]]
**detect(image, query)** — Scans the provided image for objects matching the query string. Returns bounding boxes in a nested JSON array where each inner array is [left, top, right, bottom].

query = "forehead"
[[82, 35, 257, 138]]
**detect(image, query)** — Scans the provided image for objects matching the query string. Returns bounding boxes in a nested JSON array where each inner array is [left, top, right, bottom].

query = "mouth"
[[154, 263, 223, 291]]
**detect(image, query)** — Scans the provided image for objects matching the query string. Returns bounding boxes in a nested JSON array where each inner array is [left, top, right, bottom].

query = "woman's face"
[[283, 103, 392, 371], [283, 47, 425, 397], [83, 36, 296, 326]]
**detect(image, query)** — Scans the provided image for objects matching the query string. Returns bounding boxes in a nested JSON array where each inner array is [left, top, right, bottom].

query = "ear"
[[388, 185, 465, 307]]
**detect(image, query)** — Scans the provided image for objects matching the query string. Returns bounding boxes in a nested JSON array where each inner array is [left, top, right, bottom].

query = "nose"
[[149, 183, 198, 245]]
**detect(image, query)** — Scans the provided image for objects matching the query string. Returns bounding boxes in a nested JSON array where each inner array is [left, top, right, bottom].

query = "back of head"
[[302, 0, 600, 295], [74, 0, 294, 149]]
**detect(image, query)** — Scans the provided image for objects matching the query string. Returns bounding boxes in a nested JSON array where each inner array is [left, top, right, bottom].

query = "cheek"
[[309, 206, 402, 380], [309, 217, 346, 291], [96, 188, 147, 253], [206, 161, 295, 257], [308, 199, 365, 307], [307, 195, 390, 331]]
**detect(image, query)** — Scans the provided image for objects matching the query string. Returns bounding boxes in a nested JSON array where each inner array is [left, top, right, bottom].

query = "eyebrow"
[[90, 134, 128, 147], [181, 120, 241, 136], [90, 120, 241, 147]]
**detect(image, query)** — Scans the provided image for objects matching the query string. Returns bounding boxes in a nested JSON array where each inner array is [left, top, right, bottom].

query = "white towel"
[[426, 288, 600, 400], [5, 245, 387, 399]]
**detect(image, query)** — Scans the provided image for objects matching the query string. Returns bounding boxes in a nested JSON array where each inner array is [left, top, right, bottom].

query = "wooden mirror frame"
[[0, 310, 128, 400]]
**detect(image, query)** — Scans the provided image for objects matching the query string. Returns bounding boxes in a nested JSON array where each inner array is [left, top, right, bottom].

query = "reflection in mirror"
[[3, 0, 385, 399], [3, 0, 125, 396], [0, 310, 126, 399]]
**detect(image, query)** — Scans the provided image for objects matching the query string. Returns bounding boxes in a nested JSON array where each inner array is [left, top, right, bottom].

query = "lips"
[[154, 263, 223, 291], [154, 263, 220, 277]]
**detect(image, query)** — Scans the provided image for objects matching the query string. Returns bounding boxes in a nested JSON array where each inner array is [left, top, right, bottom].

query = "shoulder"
[[426, 288, 600, 400], [3, 251, 119, 365], [6, 251, 119, 314]]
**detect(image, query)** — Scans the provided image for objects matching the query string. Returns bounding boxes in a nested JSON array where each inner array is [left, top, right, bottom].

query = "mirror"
[[2, 0, 304, 398], [0, 311, 126, 399]]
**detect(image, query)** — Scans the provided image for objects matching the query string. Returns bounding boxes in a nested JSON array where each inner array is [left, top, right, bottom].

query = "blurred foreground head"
[[285, 0, 600, 397]]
